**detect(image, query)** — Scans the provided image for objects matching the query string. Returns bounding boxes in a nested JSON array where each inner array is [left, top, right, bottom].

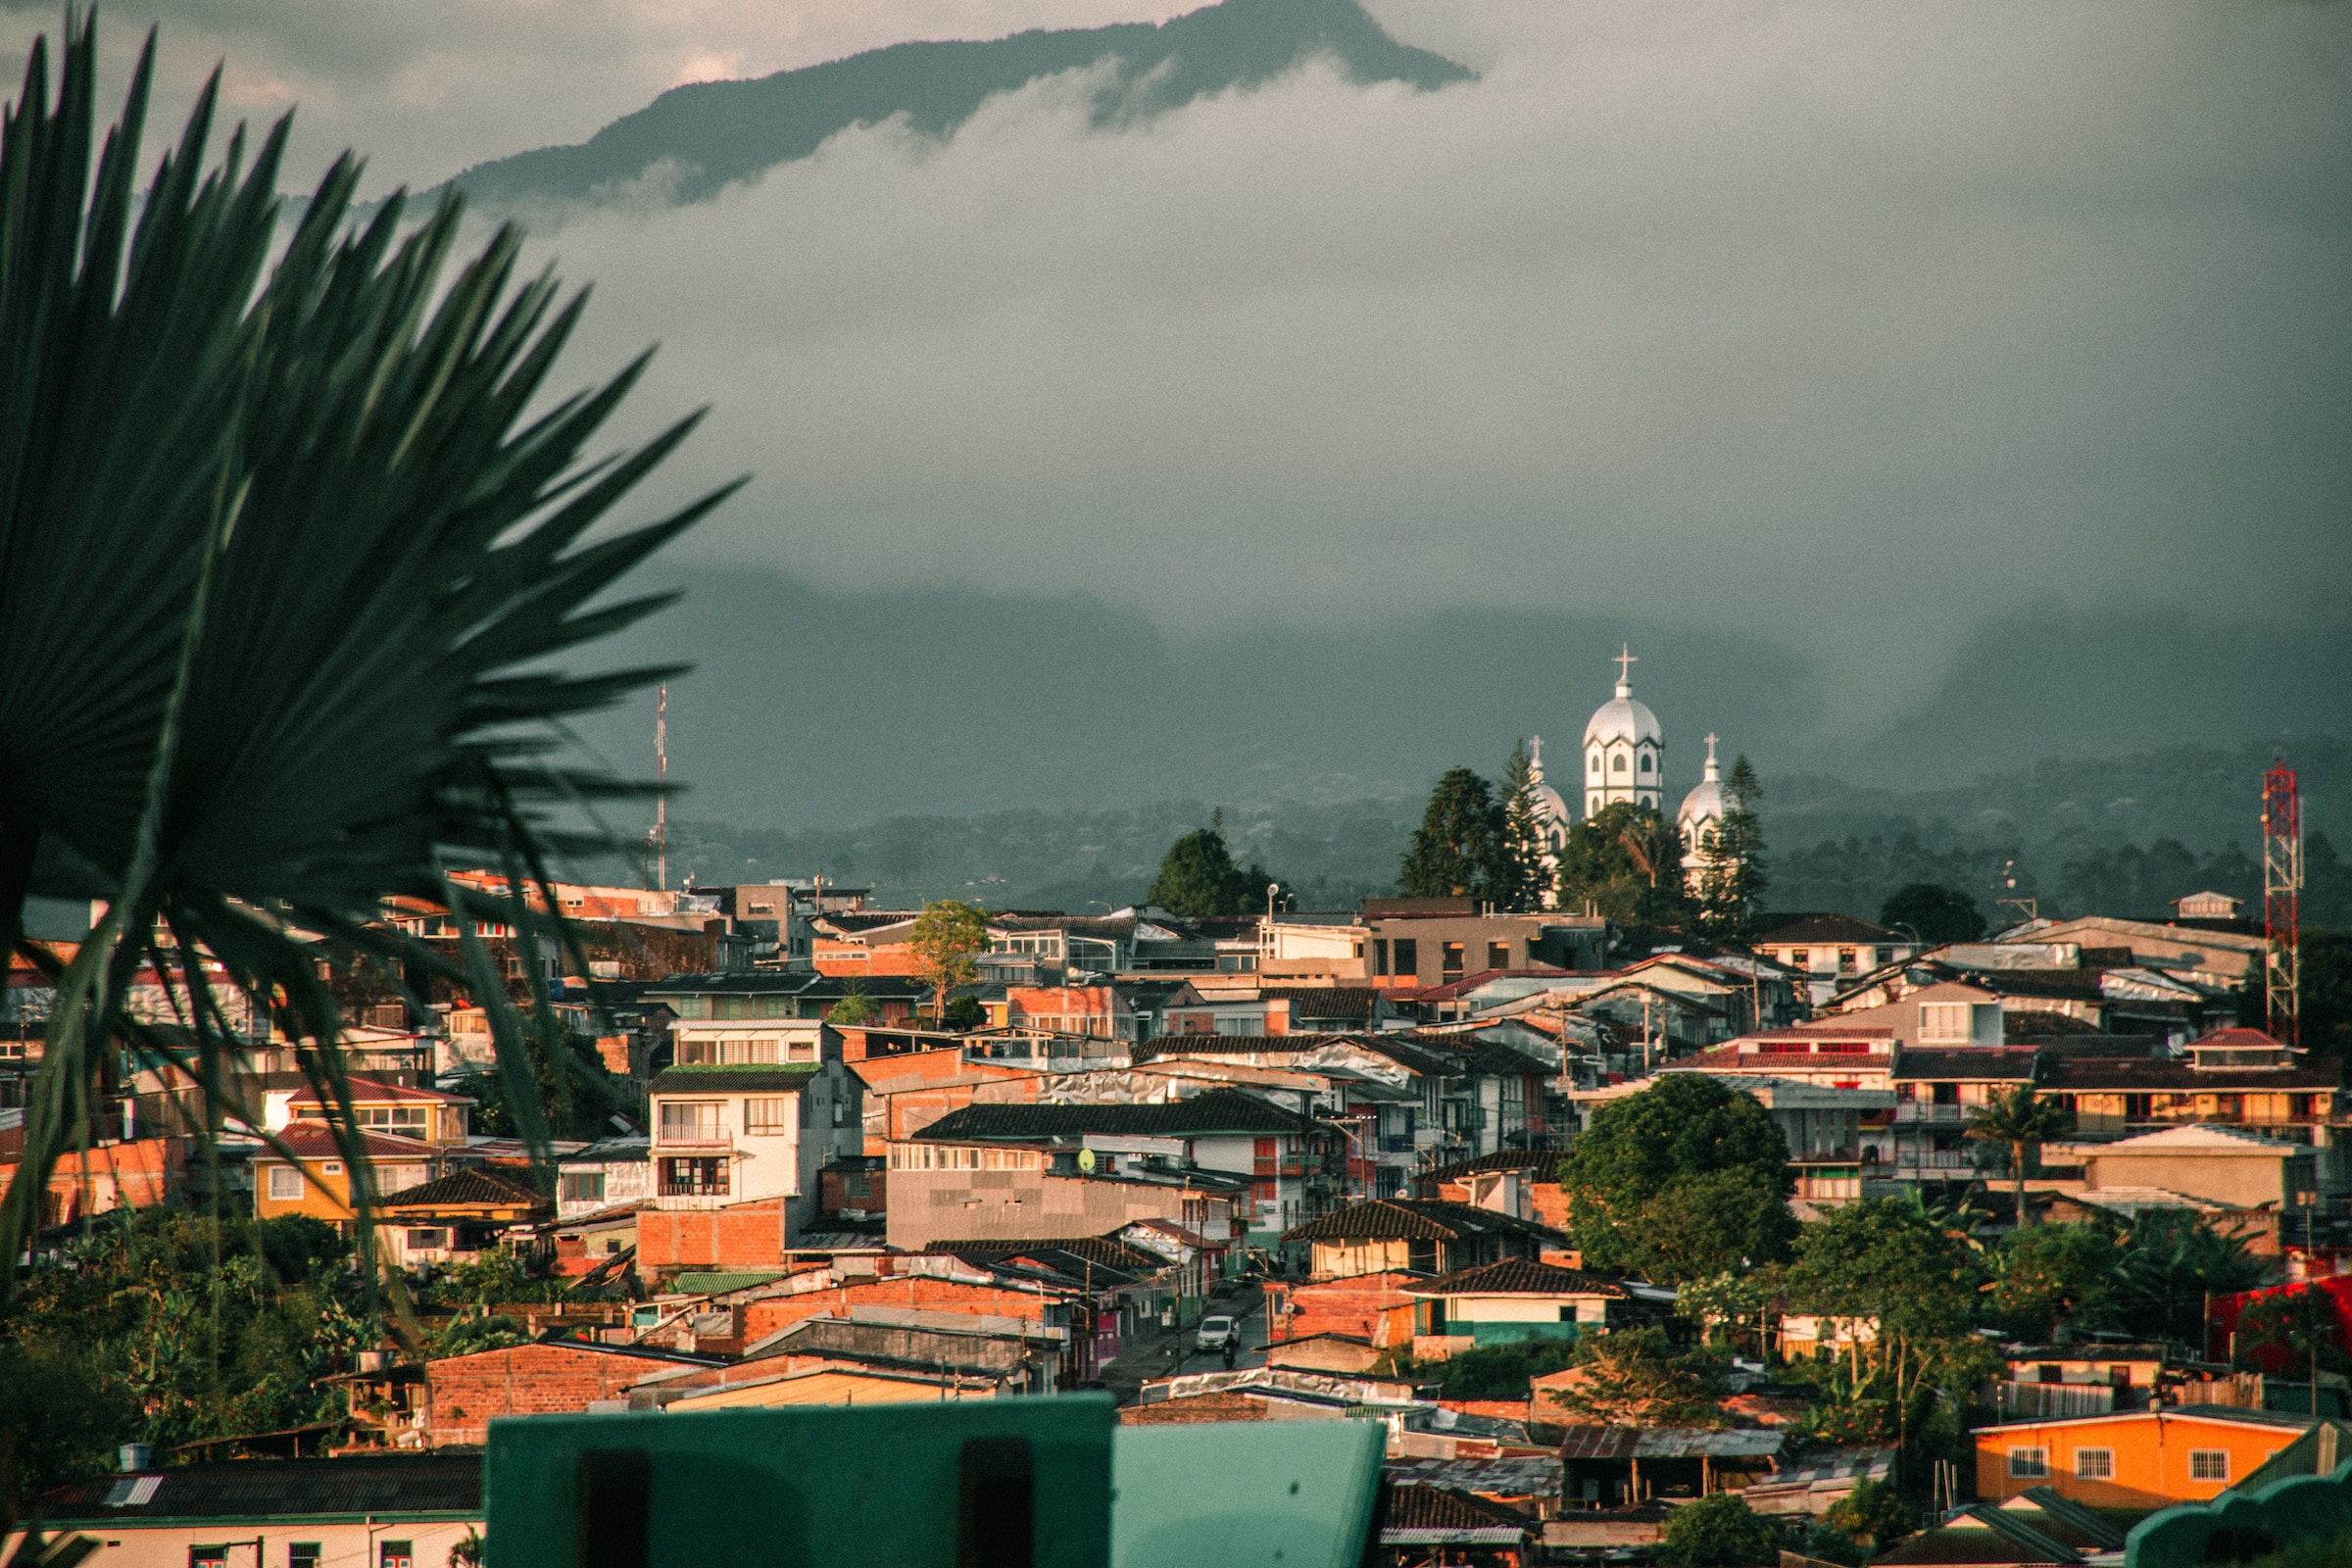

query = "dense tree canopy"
[[908, 899, 991, 1017], [1554, 802, 1693, 925], [1558, 1075, 1794, 1279], [1658, 1494, 1781, 1567], [1692, 755, 1769, 940], [1492, 742, 1555, 912], [1148, 813, 1277, 916], [1399, 768, 1502, 900], [1879, 882, 1988, 944]]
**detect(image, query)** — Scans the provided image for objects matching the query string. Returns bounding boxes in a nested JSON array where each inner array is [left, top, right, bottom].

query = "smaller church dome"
[[1679, 734, 1727, 833]]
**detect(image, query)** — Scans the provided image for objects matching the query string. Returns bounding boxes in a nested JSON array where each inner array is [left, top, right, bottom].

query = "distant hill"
[[434, 0, 1470, 212]]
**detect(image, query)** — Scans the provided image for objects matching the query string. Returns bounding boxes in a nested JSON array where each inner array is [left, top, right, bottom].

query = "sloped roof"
[[1280, 1199, 1564, 1245], [1753, 913, 1902, 945], [35, 1453, 481, 1523], [287, 1077, 470, 1108], [2042, 1056, 2342, 1092], [1134, 1033, 1375, 1058], [1894, 1049, 2039, 1082], [1261, 987, 1390, 1018], [379, 1167, 545, 1211], [1406, 1259, 1632, 1299], [927, 1236, 1167, 1272], [915, 1088, 1308, 1141], [1379, 1485, 1531, 1544], [1423, 1151, 1556, 1183], [267, 1121, 440, 1159], [2093, 1123, 2308, 1154]]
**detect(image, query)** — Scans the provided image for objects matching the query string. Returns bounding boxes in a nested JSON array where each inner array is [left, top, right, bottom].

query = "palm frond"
[[0, 18, 736, 1292]]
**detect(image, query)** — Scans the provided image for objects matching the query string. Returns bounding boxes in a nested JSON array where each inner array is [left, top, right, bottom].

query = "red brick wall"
[[637, 1200, 789, 1273], [740, 1277, 1048, 1343], [819, 1165, 885, 1215], [425, 1344, 682, 1445], [1265, 1271, 1418, 1348]]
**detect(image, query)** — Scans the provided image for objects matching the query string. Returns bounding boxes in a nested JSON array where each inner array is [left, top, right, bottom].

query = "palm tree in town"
[[1965, 1087, 2075, 1229], [0, 19, 735, 1285]]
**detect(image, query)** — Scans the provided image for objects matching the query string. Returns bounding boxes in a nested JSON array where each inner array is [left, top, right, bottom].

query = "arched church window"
[[1639, 754, 1652, 774], [1588, 754, 1600, 777], [1611, 755, 1627, 775]]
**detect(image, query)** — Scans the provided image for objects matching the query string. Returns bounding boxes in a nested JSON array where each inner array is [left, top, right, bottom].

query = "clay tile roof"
[[647, 1064, 824, 1094], [1752, 913, 1901, 945], [927, 1237, 1165, 1271], [1280, 1199, 1565, 1245], [1423, 1151, 1554, 1183], [1133, 1033, 1372, 1059], [378, 1167, 546, 1211], [1406, 1259, 1632, 1298], [1380, 1486, 1532, 1538], [287, 1077, 469, 1107], [1115, 1392, 1270, 1425], [269, 1121, 440, 1159]]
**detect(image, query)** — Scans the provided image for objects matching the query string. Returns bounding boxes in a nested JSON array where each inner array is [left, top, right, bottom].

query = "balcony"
[[1895, 1104, 1967, 1124], [655, 1133, 732, 1152], [1378, 1135, 1417, 1153]]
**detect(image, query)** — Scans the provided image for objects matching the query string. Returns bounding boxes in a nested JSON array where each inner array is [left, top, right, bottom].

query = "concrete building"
[[637, 1060, 865, 1278]]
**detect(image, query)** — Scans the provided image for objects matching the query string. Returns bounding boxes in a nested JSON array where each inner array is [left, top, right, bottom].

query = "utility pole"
[[2265, 762, 2302, 1048], [654, 686, 669, 893]]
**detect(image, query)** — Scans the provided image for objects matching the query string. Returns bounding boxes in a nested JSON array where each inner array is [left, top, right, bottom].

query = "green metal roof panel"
[[1110, 1419, 1385, 1568], [668, 1271, 788, 1295]]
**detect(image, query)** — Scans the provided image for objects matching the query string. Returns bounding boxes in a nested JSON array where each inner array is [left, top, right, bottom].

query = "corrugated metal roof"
[[1281, 1199, 1564, 1245], [39, 1455, 481, 1523], [1406, 1259, 1631, 1299], [915, 1088, 1308, 1140]]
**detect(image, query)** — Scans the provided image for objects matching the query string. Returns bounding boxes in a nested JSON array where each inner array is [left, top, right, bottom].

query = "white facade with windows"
[[1582, 647, 1663, 816], [643, 1062, 863, 1241]]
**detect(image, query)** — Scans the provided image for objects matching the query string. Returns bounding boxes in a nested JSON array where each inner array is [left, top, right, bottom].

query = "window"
[[559, 1171, 606, 1203], [1441, 942, 1465, 979], [269, 1165, 303, 1200], [290, 1544, 320, 1568], [1837, 947, 1858, 975], [715, 1036, 781, 1064], [1920, 1003, 1973, 1043], [745, 1097, 794, 1134], [1588, 752, 1599, 777], [321, 1161, 344, 1177], [1393, 939, 1418, 978], [1373, 939, 1389, 976], [2189, 1450, 2229, 1483], [2074, 1448, 2113, 1480], [405, 1228, 450, 1250], [2007, 1447, 2048, 1479], [1611, 755, 1627, 775], [381, 1543, 414, 1568], [658, 1156, 729, 1198], [660, 1101, 722, 1142], [1487, 942, 1510, 972], [358, 1105, 427, 1130], [1639, 753, 1652, 774], [191, 1548, 228, 1568]]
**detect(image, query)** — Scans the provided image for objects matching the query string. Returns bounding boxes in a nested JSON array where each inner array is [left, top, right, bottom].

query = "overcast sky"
[[7, 0, 2348, 743]]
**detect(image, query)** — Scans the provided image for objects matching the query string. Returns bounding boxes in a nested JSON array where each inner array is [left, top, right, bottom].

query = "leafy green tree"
[[1693, 756, 1769, 940], [1657, 1494, 1781, 1567], [826, 978, 880, 1026], [1825, 1479, 1915, 1550], [1555, 802, 1692, 925], [1492, 742, 1555, 913], [2112, 1209, 2265, 1348], [0, 18, 727, 1277], [1559, 1075, 1794, 1281], [1879, 883, 1987, 944], [1147, 810, 1276, 916], [909, 899, 992, 1022], [1801, 1524, 1867, 1567], [941, 995, 986, 1032], [1784, 1194, 1986, 1440], [1987, 1223, 2123, 1341], [1540, 1326, 1726, 1427], [1678, 1269, 1774, 1357], [1966, 1087, 2074, 1228], [1425, 1340, 1582, 1398], [1399, 768, 1502, 899]]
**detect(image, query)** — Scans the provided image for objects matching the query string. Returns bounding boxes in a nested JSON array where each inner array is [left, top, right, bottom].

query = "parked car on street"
[[1196, 1314, 1237, 1351]]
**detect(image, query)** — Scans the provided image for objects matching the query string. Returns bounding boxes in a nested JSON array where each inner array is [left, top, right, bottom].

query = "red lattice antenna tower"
[[2263, 761, 2301, 1047]]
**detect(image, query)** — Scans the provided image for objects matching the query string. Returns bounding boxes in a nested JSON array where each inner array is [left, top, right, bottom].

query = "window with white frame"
[[745, 1097, 794, 1134], [1920, 1003, 1974, 1043], [2074, 1448, 2113, 1480], [2188, 1450, 2229, 1482], [269, 1165, 303, 1200], [660, 1101, 722, 1141], [717, 1036, 781, 1064], [2007, 1447, 2048, 1479]]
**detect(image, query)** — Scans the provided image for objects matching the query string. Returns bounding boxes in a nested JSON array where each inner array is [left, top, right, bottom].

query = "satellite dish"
[[1077, 1149, 1097, 1173]]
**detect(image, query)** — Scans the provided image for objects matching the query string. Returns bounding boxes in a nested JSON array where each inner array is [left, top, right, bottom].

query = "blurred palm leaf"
[[0, 19, 737, 1287]]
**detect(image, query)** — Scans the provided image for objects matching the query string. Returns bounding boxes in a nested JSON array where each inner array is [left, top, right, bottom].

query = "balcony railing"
[[1378, 1136, 1417, 1153], [1992, 1382, 2115, 1419], [655, 1130, 731, 1151], [1895, 1104, 1967, 1124]]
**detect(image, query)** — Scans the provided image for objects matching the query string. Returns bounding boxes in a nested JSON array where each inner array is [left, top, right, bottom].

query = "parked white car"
[[1196, 1314, 1237, 1351]]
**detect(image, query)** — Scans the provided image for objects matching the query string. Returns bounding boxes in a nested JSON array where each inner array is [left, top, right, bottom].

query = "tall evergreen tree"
[[1148, 809, 1277, 916], [1695, 755, 1770, 939], [1555, 802, 1691, 925], [1399, 768, 1501, 899], [1492, 741, 1554, 913]]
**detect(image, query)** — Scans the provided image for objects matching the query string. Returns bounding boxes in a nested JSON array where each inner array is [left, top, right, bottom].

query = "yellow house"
[[280, 1077, 473, 1145], [253, 1122, 440, 1229]]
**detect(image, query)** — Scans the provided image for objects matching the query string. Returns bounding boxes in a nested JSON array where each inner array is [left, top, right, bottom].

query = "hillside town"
[[4, 660, 2340, 1568]]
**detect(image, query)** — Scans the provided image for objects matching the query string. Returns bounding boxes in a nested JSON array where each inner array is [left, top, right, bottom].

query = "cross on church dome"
[[1613, 644, 1637, 696]]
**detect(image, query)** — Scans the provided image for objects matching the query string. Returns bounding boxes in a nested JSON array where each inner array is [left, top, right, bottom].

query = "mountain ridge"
[[431, 0, 1470, 213]]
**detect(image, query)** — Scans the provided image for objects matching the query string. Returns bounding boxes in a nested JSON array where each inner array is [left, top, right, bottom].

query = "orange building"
[[1974, 1405, 2324, 1508], [253, 1122, 441, 1229], [0, 1137, 183, 1228]]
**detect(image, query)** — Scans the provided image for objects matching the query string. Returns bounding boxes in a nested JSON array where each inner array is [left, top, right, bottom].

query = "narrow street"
[[1097, 1281, 1267, 1405]]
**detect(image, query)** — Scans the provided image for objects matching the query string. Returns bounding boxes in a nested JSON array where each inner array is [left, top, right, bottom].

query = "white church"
[[1523, 646, 1734, 908]]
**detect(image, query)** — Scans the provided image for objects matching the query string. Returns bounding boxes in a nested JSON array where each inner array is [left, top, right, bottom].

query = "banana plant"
[[0, 18, 737, 1294]]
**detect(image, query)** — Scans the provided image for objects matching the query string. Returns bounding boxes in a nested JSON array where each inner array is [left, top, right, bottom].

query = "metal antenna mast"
[[2264, 761, 2301, 1047], [655, 686, 669, 893]]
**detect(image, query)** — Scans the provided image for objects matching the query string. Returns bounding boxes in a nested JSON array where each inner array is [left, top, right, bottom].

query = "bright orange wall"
[[1974, 1411, 2302, 1508]]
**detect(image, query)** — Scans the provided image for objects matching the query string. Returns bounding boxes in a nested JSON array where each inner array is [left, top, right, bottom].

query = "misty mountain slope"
[[437, 0, 1470, 211]]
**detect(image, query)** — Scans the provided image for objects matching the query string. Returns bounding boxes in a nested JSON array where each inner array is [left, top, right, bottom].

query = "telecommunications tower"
[[2263, 761, 2300, 1047]]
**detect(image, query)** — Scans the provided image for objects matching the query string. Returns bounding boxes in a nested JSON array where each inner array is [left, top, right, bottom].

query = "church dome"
[[1584, 667, 1661, 749], [1679, 735, 1727, 833]]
